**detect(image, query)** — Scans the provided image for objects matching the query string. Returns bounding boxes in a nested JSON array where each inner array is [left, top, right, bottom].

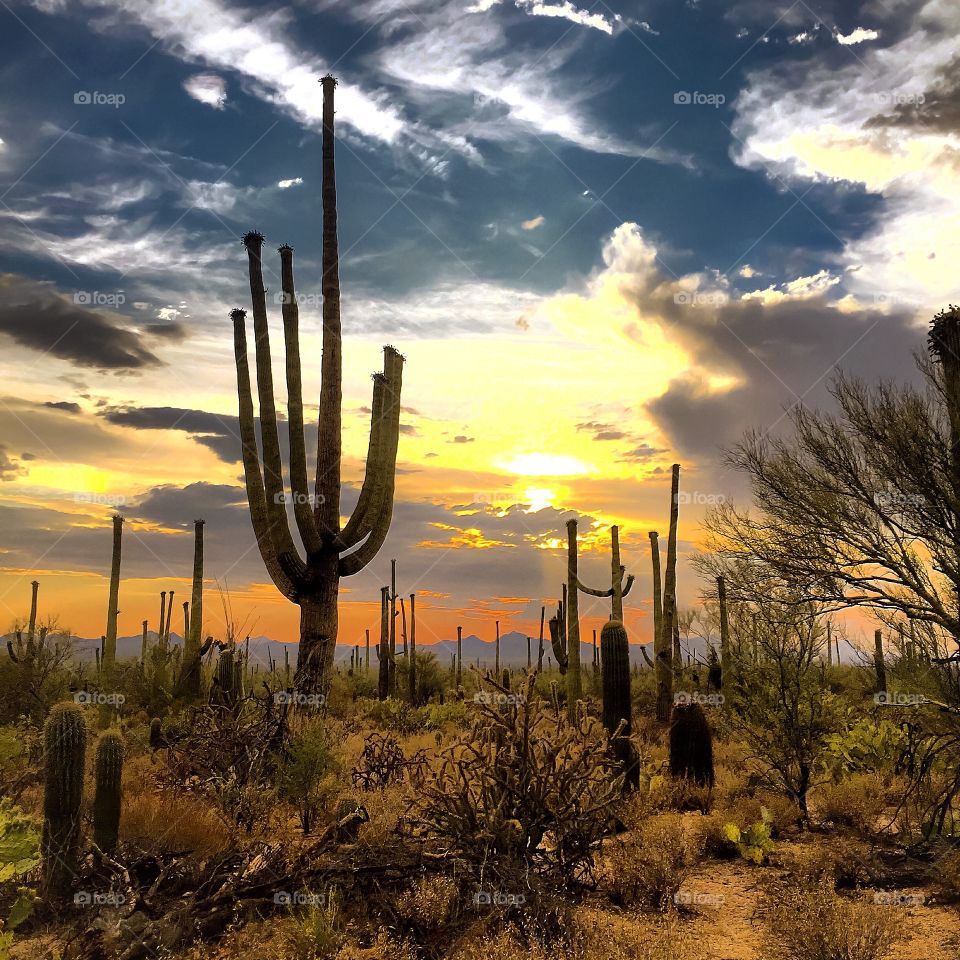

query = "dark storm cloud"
[[0, 297, 162, 370], [99, 403, 327, 466], [646, 295, 924, 459], [44, 401, 82, 414]]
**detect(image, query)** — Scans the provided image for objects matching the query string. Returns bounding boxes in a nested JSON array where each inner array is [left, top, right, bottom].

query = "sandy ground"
[[670, 849, 960, 960]]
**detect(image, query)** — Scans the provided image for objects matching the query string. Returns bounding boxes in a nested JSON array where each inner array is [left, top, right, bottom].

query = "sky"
[[0, 0, 957, 650]]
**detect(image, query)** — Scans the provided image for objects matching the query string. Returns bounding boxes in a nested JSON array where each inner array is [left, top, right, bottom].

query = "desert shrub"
[[418, 701, 467, 731], [823, 718, 907, 781], [762, 883, 905, 960], [606, 813, 701, 909], [359, 698, 418, 734], [161, 694, 290, 831], [393, 875, 459, 931], [815, 774, 892, 832], [274, 887, 344, 960], [352, 733, 427, 791], [783, 838, 876, 891], [278, 718, 341, 834], [120, 784, 233, 858], [415, 675, 622, 888], [0, 620, 74, 723], [933, 847, 960, 902], [395, 650, 447, 705], [713, 808, 775, 865]]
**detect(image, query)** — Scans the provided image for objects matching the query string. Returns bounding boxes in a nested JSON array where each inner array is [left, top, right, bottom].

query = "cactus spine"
[[103, 514, 123, 669], [601, 620, 637, 789], [93, 731, 124, 853], [42, 702, 86, 894], [231, 76, 405, 695]]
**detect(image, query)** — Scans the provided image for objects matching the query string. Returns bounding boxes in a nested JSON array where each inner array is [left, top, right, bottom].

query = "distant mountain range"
[[9, 627, 862, 667]]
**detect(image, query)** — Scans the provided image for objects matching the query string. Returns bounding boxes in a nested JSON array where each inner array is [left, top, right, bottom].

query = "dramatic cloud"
[[0, 276, 170, 370], [731, 0, 960, 308]]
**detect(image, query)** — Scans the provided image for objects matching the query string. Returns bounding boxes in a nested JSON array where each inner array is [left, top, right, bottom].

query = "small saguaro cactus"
[[600, 620, 638, 789], [93, 731, 125, 853], [42, 702, 87, 894], [669, 701, 714, 787]]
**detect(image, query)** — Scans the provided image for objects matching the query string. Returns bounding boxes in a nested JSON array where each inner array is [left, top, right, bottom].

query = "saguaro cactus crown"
[[232, 76, 404, 693]]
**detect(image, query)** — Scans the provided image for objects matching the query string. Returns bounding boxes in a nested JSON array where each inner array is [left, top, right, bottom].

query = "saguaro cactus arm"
[[315, 74, 343, 539], [242, 232, 309, 583], [338, 349, 404, 575], [232, 308, 299, 600], [279, 243, 323, 558]]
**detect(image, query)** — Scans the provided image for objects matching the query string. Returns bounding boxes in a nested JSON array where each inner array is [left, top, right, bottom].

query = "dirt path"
[[671, 852, 960, 960]]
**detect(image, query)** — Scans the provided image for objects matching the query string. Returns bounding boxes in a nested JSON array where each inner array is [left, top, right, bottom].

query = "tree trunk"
[[295, 571, 339, 694], [717, 575, 729, 689]]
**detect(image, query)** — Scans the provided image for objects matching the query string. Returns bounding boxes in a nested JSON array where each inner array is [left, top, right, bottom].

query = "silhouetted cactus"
[[707, 646, 722, 691], [657, 465, 681, 721], [377, 586, 390, 701], [408, 593, 417, 704], [103, 514, 123, 669], [42, 702, 86, 894], [574, 523, 635, 620], [874, 629, 887, 692], [93, 731, 124, 853], [231, 76, 405, 694], [601, 620, 638, 789], [669, 702, 714, 787]]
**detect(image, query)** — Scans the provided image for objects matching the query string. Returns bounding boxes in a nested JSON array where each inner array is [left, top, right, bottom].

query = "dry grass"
[[763, 884, 906, 960], [814, 775, 896, 833], [605, 813, 702, 909]]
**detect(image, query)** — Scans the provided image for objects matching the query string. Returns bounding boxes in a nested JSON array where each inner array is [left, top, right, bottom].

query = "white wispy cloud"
[[182, 72, 227, 109], [277, 177, 303, 189]]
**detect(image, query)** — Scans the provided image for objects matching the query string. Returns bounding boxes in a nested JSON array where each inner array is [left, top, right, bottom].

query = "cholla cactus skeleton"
[[232, 77, 404, 694]]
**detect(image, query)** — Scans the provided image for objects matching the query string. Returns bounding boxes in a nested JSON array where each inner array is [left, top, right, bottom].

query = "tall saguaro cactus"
[[104, 515, 123, 669], [232, 77, 404, 693], [657, 464, 681, 722], [572, 522, 635, 620], [179, 519, 205, 697], [565, 519, 583, 718], [408, 593, 417, 704], [377, 586, 390, 701], [717, 575, 729, 689]]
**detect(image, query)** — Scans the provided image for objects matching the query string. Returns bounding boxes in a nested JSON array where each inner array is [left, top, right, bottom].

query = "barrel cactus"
[[600, 620, 638, 789], [42, 702, 87, 894], [93, 731, 124, 853], [669, 702, 714, 787]]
